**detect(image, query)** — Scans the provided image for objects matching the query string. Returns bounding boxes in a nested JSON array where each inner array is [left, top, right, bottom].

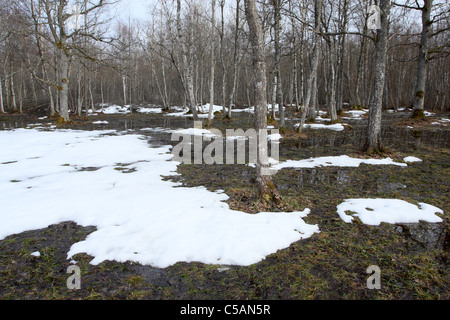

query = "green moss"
[[126, 275, 144, 286], [411, 109, 425, 119], [415, 91, 425, 98]]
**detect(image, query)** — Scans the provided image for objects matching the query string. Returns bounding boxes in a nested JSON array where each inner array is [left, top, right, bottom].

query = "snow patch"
[[403, 156, 422, 163], [272, 155, 407, 170], [30, 251, 41, 257], [0, 128, 319, 268], [337, 199, 443, 225], [294, 123, 345, 132]]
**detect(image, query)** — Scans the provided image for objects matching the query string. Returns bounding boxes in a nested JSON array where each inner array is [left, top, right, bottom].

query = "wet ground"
[[0, 106, 448, 300]]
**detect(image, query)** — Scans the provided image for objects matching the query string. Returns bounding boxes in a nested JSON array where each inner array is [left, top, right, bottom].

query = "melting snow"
[[337, 199, 443, 225], [0, 128, 319, 268]]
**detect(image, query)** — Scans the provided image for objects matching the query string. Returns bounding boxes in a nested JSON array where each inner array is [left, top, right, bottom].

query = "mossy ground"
[[0, 108, 448, 300]]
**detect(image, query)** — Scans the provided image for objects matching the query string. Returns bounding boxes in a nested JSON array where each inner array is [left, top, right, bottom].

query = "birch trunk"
[[219, 0, 227, 116], [0, 77, 4, 113], [177, 0, 198, 120], [77, 71, 83, 116], [327, 39, 337, 121], [59, 50, 70, 121], [412, 0, 433, 115], [10, 71, 17, 112], [364, 0, 391, 153], [122, 75, 127, 106], [298, 0, 322, 133], [227, 0, 241, 119], [336, 0, 348, 112], [207, 0, 216, 126], [271, 73, 277, 119], [244, 0, 280, 203], [273, 0, 284, 127]]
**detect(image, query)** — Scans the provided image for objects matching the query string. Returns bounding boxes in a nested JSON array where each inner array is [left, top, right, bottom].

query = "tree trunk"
[[227, 0, 241, 119], [207, 0, 216, 126], [244, 0, 280, 203], [363, 0, 391, 153], [273, 0, 284, 127], [59, 50, 70, 121], [298, 0, 322, 133], [219, 0, 227, 116], [412, 0, 433, 116], [10, 71, 17, 112], [327, 39, 338, 121], [271, 73, 277, 119], [0, 77, 4, 113], [177, 0, 198, 120], [336, 0, 348, 113], [77, 70, 83, 116]]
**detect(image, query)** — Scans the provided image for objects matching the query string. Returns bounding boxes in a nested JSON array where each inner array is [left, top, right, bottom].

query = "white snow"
[[272, 155, 407, 170], [140, 127, 173, 133], [341, 109, 368, 120], [0, 128, 319, 268], [267, 133, 282, 141], [232, 106, 255, 113], [165, 104, 224, 119], [174, 127, 218, 138], [337, 199, 444, 225], [403, 156, 422, 163], [102, 105, 130, 114], [92, 121, 108, 124], [30, 251, 41, 257], [137, 107, 163, 114], [294, 123, 345, 132]]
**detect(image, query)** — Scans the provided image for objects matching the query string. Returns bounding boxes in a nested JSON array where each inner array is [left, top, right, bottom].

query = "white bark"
[[413, 0, 433, 113], [0, 77, 4, 113], [298, 0, 322, 133], [364, 0, 391, 152], [177, 0, 198, 120], [207, 0, 216, 125], [244, 0, 280, 202]]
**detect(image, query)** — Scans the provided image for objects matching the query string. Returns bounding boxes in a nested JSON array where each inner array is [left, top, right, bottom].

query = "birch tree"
[[207, 0, 216, 127], [393, 0, 443, 117], [363, 0, 392, 153], [298, 0, 322, 133], [244, 0, 280, 203], [272, 0, 284, 127], [29, 0, 114, 122], [176, 0, 198, 120]]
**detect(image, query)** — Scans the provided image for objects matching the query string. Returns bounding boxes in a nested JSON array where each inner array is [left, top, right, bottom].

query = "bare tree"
[[393, 0, 446, 117], [28, 0, 114, 121], [244, 0, 280, 203], [363, 0, 392, 153], [176, 0, 198, 120], [227, 0, 242, 119], [272, 0, 284, 127], [298, 0, 322, 133], [207, 0, 216, 127]]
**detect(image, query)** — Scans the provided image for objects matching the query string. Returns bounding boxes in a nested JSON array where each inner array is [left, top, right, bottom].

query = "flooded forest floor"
[[0, 106, 448, 300]]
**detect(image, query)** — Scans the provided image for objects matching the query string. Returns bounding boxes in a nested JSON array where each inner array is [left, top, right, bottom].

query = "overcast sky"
[[115, 0, 158, 22]]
